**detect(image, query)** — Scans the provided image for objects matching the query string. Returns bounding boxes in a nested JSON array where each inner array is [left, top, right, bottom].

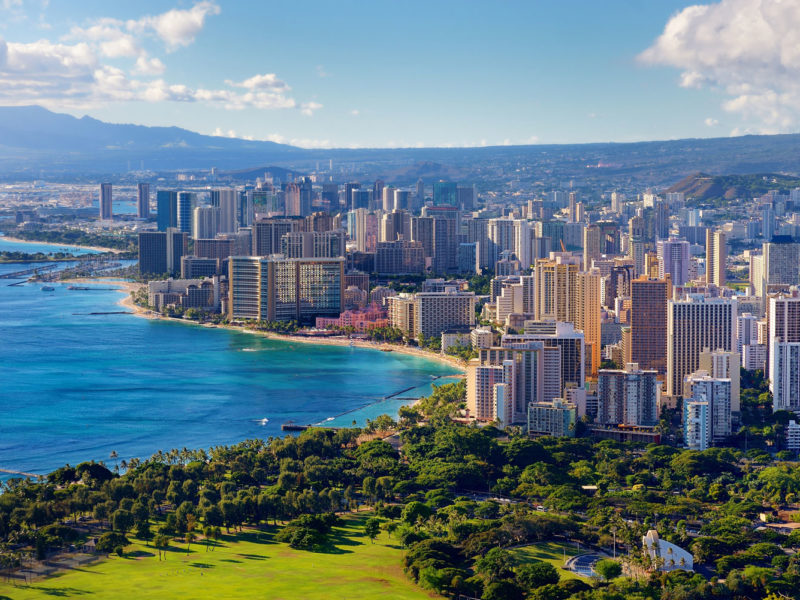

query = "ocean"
[[0, 239, 460, 478]]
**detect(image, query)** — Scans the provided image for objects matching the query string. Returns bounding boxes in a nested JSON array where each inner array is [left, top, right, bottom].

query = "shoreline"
[[0, 235, 123, 254], [64, 277, 467, 372]]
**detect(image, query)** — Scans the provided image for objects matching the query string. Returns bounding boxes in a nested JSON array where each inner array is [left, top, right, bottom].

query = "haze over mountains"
[[3, 106, 800, 188]]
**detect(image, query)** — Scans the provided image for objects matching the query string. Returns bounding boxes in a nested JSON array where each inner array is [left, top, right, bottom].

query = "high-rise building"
[[467, 360, 515, 423], [683, 371, 732, 450], [698, 349, 740, 419], [192, 206, 221, 240], [344, 182, 361, 210], [763, 237, 800, 290], [281, 230, 346, 259], [433, 181, 458, 207], [470, 337, 553, 422], [380, 209, 412, 242], [252, 218, 302, 256], [457, 185, 476, 211], [411, 216, 434, 260], [527, 399, 577, 437], [610, 191, 624, 213], [138, 228, 187, 276], [533, 253, 581, 322], [388, 288, 476, 339], [431, 214, 459, 273], [657, 238, 690, 286], [373, 180, 385, 210], [768, 295, 800, 412], [157, 190, 178, 231], [519, 322, 585, 398], [394, 189, 411, 211], [177, 192, 196, 235], [351, 189, 371, 211], [211, 189, 238, 234], [738, 313, 759, 354], [705, 229, 727, 287], [137, 183, 150, 219], [375, 240, 425, 274], [100, 183, 113, 220], [228, 256, 344, 323], [627, 277, 670, 375], [573, 270, 602, 376], [667, 296, 737, 396], [416, 179, 425, 207], [195, 238, 233, 261], [597, 363, 660, 426]]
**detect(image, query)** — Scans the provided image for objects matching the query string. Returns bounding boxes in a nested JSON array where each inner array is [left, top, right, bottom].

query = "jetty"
[[0, 264, 59, 279], [0, 468, 43, 479]]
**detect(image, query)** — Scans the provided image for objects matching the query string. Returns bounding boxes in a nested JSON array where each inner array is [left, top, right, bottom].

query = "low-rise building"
[[527, 399, 577, 438]]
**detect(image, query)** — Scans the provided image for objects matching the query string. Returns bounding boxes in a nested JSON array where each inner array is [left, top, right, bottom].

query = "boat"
[[259, 418, 269, 426], [41, 286, 55, 292], [67, 286, 91, 290]]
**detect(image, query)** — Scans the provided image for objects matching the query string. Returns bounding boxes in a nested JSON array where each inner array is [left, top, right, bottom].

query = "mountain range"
[[3, 106, 800, 188]]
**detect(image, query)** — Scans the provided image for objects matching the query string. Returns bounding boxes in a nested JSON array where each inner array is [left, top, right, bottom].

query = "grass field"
[[510, 541, 591, 581], [0, 514, 440, 600]]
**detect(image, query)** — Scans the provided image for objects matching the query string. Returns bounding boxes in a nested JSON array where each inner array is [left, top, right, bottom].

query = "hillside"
[[666, 172, 800, 204]]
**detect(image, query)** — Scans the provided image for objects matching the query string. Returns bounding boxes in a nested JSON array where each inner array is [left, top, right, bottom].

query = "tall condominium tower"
[[705, 229, 727, 287], [763, 237, 800, 290], [157, 190, 178, 231], [192, 206, 221, 240], [657, 238, 690, 286], [176, 192, 196, 235], [228, 256, 344, 322], [769, 295, 800, 412], [623, 277, 671, 376], [137, 183, 150, 219], [99, 183, 112, 220], [211, 189, 238, 234], [667, 295, 737, 397], [597, 363, 660, 426], [252, 218, 302, 256]]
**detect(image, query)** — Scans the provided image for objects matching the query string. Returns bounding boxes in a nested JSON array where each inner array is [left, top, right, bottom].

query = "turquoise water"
[[0, 269, 460, 477]]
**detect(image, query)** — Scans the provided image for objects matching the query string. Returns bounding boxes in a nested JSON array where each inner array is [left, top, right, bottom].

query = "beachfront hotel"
[[228, 255, 344, 323]]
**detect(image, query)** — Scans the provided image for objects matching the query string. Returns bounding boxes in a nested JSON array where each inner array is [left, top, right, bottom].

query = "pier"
[[0, 264, 59, 279], [0, 468, 43, 479]]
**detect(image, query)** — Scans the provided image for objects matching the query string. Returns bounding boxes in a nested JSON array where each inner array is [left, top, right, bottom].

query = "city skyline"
[[1, 0, 797, 148]]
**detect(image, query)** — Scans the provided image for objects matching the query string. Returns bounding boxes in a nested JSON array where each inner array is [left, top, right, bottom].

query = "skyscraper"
[[683, 372, 732, 450], [705, 229, 727, 287], [433, 181, 458, 207], [768, 295, 800, 412], [667, 295, 737, 397], [252, 218, 302, 256], [597, 363, 660, 426], [212, 189, 238, 234], [657, 238, 690, 286], [228, 256, 344, 323], [156, 190, 178, 231], [99, 183, 112, 220], [137, 183, 150, 219], [138, 228, 187, 276], [192, 206, 221, 240], [763, 236, 800, 290], [177, 192, 196, 235]]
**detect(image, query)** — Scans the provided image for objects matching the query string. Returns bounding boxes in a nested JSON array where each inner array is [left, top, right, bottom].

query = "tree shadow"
[[218, 559, 242, 563], [189, 562, 214, 569], [125, 550, 155, 559], [14, 587, 92, 597], [236, 553, 267, 560]]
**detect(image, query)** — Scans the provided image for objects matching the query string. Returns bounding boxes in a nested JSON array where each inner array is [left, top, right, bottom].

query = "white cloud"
[[640, 0, 800, 131], [133, 55, 165, 75], [226, 73, 290, 92], [300, 101, 322, 116], [350, 109, 359, 116], [315, 65, 328, 78], [0, 3, 318, 113], [127, 1, 220, 51], [704, 117, 719, 127]]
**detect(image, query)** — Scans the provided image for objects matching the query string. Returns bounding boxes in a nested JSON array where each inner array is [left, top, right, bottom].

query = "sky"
[[0, 0, 797, 148]]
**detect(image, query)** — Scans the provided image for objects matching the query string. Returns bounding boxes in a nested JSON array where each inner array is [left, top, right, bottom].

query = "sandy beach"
[[0, 235, 124, 254], [64, 277, 467, 372]]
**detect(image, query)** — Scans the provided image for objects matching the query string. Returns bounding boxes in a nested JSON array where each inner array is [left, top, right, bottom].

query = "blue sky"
[[0, 0, 794, 147]]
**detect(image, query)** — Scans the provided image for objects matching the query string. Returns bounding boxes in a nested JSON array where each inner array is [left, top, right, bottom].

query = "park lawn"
[[0, 514, 441, 600], [510, 541, 590, 582]]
